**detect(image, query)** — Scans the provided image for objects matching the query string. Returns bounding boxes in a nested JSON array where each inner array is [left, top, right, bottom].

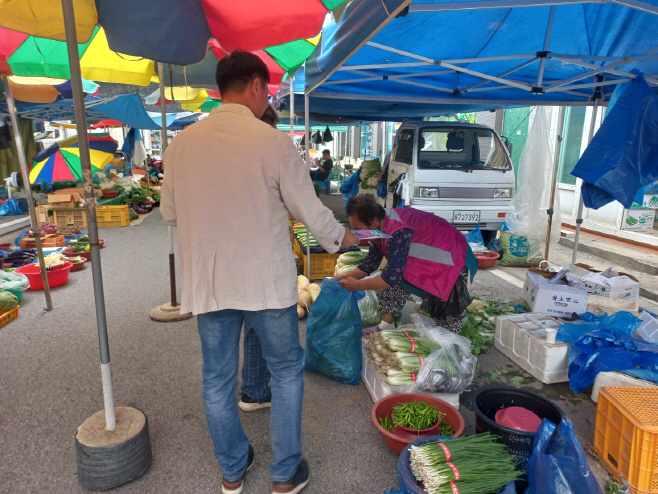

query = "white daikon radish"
[[297, 305, 305, 319], [298, 289, 311, 310], [297, 275, 310, 291], [307, 283, 321, 303]]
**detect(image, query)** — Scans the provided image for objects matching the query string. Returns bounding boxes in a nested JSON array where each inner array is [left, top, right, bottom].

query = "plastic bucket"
[[16, 262, 72, 290], [473, 386, 564, 493]]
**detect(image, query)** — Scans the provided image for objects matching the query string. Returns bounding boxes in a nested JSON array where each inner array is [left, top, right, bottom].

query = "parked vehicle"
[[385, 121, 515, 237]]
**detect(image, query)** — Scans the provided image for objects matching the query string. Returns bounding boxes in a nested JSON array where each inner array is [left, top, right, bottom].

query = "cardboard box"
[[524, 271, 590, 317], [493, 313, 569, 384], [47, 192, 82, 208], [568, 264, 640, 301], [586, 294, 639, 316], [621, 209, 655, 230]]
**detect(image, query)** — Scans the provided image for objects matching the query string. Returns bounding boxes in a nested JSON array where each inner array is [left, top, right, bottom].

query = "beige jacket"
[[160, 104, 344, 315]]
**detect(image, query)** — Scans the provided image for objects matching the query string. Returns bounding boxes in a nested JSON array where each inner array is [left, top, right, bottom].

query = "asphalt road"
[[0, 210, 611, 493]]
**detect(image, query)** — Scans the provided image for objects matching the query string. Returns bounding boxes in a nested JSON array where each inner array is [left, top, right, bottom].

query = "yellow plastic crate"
[[300, 250, 340, 280], [594, 387, 658, 494], [0, 306, 19, 330], [97, 205, 130, 227]]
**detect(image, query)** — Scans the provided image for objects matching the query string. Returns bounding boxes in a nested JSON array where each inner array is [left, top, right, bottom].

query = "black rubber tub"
[[473, 386, 564, 493]]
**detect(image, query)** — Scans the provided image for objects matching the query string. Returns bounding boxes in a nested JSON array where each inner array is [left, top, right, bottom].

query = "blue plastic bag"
[[525, 418, 602, 494], [465, 223, 485, 252], [305, 279, 364, 385], [0, 199, 24, 216]]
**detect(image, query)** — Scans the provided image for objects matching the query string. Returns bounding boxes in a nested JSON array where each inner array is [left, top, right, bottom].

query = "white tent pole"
[[61, 0, 115, 430], [2, 76, 53, 311], [572, 97, 601, 263], [545, 106, 565, 261], [535, 6, 556, 89], [304, 93, 311, 279], [290, 76, 295, 140]]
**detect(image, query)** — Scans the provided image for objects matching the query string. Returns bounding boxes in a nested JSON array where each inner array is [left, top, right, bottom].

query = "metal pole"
[[572, 98, 601, 263], [2, 77, 53, 311], [290, 77, 295, 140], [158, 63, 178, 307], [304, 94, 311, 279], [545, 106, 565, 261], [61, 0, 115, 430]]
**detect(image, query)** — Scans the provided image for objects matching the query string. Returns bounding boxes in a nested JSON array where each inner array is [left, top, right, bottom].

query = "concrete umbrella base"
[[75, 407, 151, 491], [149, 303, 193, 322]]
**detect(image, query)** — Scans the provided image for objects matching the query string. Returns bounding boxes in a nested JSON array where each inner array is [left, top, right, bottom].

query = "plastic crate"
[[300, 250, 340, 280], [97, 205, 130, 227], [594, 387, 658, 494], [51, 208, 87, 229], [0, 306, 19, 329]]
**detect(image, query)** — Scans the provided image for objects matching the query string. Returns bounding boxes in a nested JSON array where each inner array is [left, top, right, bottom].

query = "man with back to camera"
[[160, 51, 357, 494]]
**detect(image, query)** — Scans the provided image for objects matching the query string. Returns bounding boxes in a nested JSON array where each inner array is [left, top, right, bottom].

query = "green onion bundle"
[[410, 434, 519, 494], [363, 330, 441, 384]]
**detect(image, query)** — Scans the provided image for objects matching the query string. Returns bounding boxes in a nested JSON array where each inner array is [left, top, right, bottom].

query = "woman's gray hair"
[[261, 104, 280, 127]]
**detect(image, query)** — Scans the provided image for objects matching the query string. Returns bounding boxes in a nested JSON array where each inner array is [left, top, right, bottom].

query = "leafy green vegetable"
[[0, 290, 19, 311]]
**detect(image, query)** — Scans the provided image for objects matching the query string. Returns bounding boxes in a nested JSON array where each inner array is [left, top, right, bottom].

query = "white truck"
[[385, 121, 515, 239]]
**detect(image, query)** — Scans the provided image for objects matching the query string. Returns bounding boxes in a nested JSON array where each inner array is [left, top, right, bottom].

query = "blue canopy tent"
[[298, 0, 658, 261]]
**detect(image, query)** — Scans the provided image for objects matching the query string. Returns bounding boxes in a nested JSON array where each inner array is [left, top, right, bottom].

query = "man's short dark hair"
[[346, 194, 386, 225], [322, 149, 330, 155], [216, 51, 270, 95]]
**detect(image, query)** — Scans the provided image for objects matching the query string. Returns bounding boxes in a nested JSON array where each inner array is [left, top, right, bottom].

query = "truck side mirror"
[[505, 141, 513, 155]]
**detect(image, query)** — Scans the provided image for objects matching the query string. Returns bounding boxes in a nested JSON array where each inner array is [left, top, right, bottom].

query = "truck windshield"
[[418, 127, 511, 171]]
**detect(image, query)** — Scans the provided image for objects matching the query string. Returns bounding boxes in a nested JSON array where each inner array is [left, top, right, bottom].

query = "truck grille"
[[439, 187, 494, 199]]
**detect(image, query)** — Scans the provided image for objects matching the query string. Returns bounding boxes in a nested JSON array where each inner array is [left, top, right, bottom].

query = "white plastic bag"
[[505, 106, 561, 262], [415, 332, 477, 393]]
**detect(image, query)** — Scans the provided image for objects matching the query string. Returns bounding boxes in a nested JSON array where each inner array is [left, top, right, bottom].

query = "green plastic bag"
[[499, 231, 531, 267]]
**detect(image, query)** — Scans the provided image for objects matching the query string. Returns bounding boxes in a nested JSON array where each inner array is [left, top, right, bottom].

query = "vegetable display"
[[28, 222, 58, 237], [410, 434, 520, 494], [334, 250, 369, 276], [393, 401, 451, 433], [296, 275, 320, 319], [460, 299, 527, 356], [43, 252, 67, 270]]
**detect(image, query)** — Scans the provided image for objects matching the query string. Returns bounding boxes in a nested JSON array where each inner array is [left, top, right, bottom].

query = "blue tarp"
[[0, 93, 196, 131], [303, 0, 658, 118], [571, 76, 658, 209]]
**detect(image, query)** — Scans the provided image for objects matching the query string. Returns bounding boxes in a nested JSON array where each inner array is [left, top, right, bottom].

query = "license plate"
[[453, 210, 480, 223]]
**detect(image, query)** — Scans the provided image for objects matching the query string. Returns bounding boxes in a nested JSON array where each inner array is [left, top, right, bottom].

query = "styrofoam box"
[[591, 371, 658, 403], [361, 350, 460, 410], [635, 310, 658, 344], [493, 313, 570, 384]]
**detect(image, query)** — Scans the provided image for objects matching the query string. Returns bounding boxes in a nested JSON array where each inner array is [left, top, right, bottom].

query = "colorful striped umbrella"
[[0, 0, 348, 66], [0, 75, 98, 103], [29, 134, 118, 184]]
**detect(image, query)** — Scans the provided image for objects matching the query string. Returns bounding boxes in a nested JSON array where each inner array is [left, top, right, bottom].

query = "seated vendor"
[[309, 149, 333, 181], [334, 194, 478, 333], [148, 160, 164, 183]]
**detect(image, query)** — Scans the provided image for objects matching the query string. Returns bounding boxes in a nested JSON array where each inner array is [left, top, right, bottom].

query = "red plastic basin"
[[475, 251, 501, 269], [69, 258, 87, 272], [371, 393, 465, 455], [17, 261, 72, 290]]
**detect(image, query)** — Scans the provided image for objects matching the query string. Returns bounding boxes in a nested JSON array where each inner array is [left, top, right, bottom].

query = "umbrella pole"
[[305, 94, 311, 279], [2, 76, 53, 311], [545, 106, 565, 261], [149, 63, 190, 322], [61, 0, 115, 430], [63, 2, 151, 490], [290, 76, 295, 139], [572, 97, 601, 264]]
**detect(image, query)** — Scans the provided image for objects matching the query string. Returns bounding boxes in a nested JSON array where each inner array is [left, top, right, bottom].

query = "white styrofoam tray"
[[494, 313, 570, 384], [361, 350, 460, 410]]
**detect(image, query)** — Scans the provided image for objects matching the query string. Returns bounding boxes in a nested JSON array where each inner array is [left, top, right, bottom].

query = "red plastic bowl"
[[17, 261, 72, 290], [68, 258, 87, 272], [475, 251, 501, 269], [63, 247, 91, 261], [371, 394, 465, 455], [101, 189, 120, 198]]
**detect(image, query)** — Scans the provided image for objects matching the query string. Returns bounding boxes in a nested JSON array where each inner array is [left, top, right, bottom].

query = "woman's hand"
[[339, 277, 361, 292]]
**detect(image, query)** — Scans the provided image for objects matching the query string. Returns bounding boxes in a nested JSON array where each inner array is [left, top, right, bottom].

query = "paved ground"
[[2, 196, 645, 493]]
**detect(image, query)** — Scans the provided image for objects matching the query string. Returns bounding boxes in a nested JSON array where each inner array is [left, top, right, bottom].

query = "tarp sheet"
[[571, 76, 658, 209], [304, 0, 658, 116]]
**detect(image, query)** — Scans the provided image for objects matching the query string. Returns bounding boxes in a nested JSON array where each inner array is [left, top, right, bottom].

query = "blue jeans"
[[241, 320, 271, 402], [197, 306, 303, 482]]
